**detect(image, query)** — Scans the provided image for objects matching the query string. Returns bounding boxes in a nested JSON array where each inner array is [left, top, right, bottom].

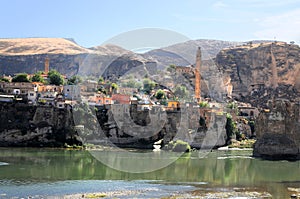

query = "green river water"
[[0, 148, 299, 198]]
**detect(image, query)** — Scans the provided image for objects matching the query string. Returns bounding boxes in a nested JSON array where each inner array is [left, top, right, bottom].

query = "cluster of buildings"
[[0, 81, 79, 108], [0, 79, 185, 112]]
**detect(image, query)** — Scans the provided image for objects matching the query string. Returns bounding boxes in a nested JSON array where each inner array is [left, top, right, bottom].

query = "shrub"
[[164, 140, 191, 152], [173, 140, 191, 152], [199, 101, 209, 108]]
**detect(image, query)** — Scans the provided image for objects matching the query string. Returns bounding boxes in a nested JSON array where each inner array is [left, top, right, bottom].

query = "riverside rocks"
[[253, 99, 300, 160], [0, 103, 81, 147]]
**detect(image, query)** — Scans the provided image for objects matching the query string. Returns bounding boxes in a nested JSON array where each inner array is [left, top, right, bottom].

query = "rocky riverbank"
[[253, 99, 300, 160], [0, 102, 81, 147], [0, 102, 228, 149]]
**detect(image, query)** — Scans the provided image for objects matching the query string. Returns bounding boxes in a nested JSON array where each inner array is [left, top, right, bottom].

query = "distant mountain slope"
[[143, 39, 244, 68], [0, 38, 89, 55], [0, 38, 153, 78]]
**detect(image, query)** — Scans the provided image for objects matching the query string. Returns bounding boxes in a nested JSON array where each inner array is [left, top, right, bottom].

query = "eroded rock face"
[[216, 42, 300, 104], [0, 103, 80, 147], [253, 100, 300, 160]]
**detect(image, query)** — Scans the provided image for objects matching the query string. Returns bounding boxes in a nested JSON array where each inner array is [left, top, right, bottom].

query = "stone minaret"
[[194, 47, 201, 102], [45, 57, 50, 74], [270, 44, 278, 89]]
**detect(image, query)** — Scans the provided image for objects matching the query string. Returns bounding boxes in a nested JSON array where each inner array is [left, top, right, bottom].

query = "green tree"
[[67, 75, 82, 85], [111, 83, 118, 93], [31, 72, 44, 83], [0, 77, 10, 82], [225, 113, 238, 140], [174, 85, 189, 99], [155, 89, 166, 100], [143, 78, 156, 94], [125, 80, 136, 88], [98, 86, 107, 95], [48, 70, 64, 85], [98, 76, 104, 84], [12, 73, 30, 82]]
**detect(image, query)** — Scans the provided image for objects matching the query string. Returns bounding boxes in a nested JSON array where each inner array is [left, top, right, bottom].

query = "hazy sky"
[[1, 0, 300, 48]]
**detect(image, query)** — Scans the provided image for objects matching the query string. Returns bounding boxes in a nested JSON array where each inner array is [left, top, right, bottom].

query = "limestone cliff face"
[[253, 100, 300, 160], [75, 104, 227, 149], [0, 103, 80, 147], [216, 42, 300, 98]]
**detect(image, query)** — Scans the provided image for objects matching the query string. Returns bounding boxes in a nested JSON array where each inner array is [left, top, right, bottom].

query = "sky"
[[1, 0, 300, 48]]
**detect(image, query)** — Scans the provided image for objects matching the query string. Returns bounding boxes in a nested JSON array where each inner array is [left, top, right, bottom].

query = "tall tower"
[[194, 47, 201, 102], [45, 57, 50, 74], [270, 44, 278, 89]]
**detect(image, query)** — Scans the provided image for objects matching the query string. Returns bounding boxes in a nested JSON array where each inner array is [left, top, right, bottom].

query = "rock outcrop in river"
[[253, 100, 300, 160]]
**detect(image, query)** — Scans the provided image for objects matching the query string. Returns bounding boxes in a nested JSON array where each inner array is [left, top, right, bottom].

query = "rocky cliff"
[[0, 103, 80, 147], [253, 100, 300, 160], [101, 105, 227, 149], [216, 42, 300, 106]]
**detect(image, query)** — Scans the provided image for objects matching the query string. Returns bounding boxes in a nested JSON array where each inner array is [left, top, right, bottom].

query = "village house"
[[112, 94, 131, 104], [0, 82, 37, 95], [81, 80, 98, 92], [137, 99, 154, 111], [165, 100, 180, 111], [88, 93, 112, 106], [64, 85, 81, 100], [37, 85, 63, 105], [0, 82, 40, 103]]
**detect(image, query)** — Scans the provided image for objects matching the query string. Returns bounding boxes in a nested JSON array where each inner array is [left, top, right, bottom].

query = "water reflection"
[[0, 148, 299, 198]]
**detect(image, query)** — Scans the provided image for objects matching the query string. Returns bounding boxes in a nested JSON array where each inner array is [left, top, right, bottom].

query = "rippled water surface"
[[0, 148, 299, 198]]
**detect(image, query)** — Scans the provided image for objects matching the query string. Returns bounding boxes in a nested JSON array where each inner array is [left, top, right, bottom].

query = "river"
[[0, 148, 299, 198]]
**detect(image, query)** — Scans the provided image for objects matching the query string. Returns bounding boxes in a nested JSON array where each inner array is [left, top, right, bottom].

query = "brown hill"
[[0, 38, 90, 55]]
